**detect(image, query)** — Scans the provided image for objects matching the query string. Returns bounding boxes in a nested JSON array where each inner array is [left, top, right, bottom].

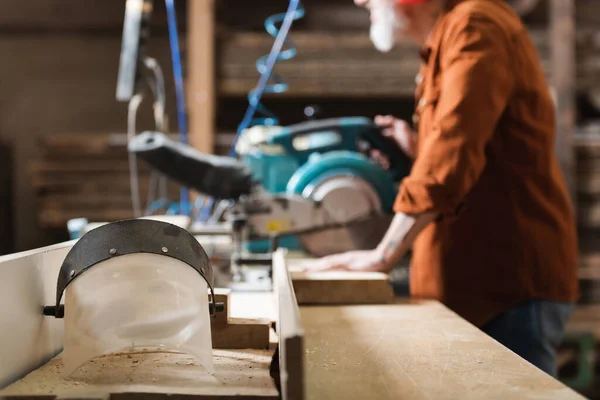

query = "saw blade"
[[296, 172, 392, 257], [296, 213, 393, 257]]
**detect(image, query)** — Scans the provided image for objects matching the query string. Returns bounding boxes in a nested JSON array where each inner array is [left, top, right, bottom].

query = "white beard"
[[369, 3, 403, 53]]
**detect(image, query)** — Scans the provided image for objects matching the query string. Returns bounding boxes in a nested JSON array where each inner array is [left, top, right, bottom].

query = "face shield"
[[45, 219, 220, 377]]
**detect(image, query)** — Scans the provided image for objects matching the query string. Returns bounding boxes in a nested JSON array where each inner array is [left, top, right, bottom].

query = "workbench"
[[0, 246, 585, 399], [233, 293, 585, 399]]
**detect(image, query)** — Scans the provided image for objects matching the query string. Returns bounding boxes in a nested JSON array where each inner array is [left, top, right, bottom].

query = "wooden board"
[[217, 29, 600, 98], [272, 249, 304, 400], [289, 270, 393, 305], [0, 0, 186, 31], [211, 289, 271, 350], [286, 256, 394, 305], [0, 349, 278, 400], [550, 0, 576, 202], [229, 292, 276, 324], [187, 0, 215, 155], [567, 304, 600, 339], [32, 133, 182, 229], [0, 241, 75, 389], [300, 299, 585, 400]]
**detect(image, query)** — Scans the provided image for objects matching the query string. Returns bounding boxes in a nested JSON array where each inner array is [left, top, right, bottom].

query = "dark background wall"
[[2, 0, 600, 253], [0, 1, 183, 252]]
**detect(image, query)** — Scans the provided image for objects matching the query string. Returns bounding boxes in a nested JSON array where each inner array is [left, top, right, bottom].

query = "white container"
[[62, 253, 214, 376]]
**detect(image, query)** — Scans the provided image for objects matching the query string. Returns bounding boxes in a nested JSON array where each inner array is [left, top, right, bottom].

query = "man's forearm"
[[375, 211, 439, 272]]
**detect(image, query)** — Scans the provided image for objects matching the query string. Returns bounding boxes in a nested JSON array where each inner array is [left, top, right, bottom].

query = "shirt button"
[[412, 113, 419, 125], [419, 98, 427, 107], [415, 74, 423, 85]]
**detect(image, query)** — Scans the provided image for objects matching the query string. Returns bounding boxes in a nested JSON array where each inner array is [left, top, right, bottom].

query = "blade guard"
[[286, 150, 399, 213], [44, 219, 221, 376], [128, 131, 255, 200], [286, 151, 400, 256], [62, 253, 214, 376], [49, 219, 217, 317]]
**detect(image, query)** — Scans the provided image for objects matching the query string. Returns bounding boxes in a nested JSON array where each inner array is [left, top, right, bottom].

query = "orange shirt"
[[393, 0, 579, 327]]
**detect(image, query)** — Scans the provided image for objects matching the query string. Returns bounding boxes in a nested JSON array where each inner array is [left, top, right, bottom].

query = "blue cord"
[[232, 0, 305, 157], [195, 1, 304, 222], [165, 0, 189, 216], [196, 0, 305, 222]]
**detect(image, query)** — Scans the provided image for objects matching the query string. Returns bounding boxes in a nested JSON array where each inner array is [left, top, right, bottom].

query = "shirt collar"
[[418, 0, 463, 63]]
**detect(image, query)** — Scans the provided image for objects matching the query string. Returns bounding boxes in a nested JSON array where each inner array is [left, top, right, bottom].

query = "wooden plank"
[[38, 209, 137, 229], [0, 1, 127, 31], [187, 0, 215, 154], [211, 289, 271, 350], [0, 240, 76, 389], [40, 194, 137, 209], [567, 305, 600, 338], [218, 32, 420, 98], [289, 270, 393, 305], [577, 200, 600, 228], [32, 161, 151, 174], [31, 174, 176, 192], [551, 0, 577, 206], [286, 265, 393, 306], [285, 254, 394, 305], [300, 299, 585, 400], [216, 29, 600, 98], [216, 0, 371, 33], [0, 0, 186, 32], [214, 0, 600, 35], [32, 177, 160, 194], [0, 349, 278, 400], [229, 292, 276, 323], [272, 249, 304, 400], [38, 133, 180, 156]]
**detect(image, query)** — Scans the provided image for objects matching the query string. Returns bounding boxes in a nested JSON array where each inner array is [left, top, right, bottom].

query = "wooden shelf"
[[214, 29, 600, 99], [217, 32, 420, 98], [33, 133, 181, 229]]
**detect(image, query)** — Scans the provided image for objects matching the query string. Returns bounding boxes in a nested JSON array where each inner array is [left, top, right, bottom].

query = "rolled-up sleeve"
[[394, 16, 515, 216]]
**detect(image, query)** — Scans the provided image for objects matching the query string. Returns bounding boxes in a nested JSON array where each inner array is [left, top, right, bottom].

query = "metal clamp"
[[43, 219, 224, 318]]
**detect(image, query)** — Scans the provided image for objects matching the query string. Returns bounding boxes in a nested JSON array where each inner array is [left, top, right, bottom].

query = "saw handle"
[[268, 117, 412, 181], [128, 131, 255, 200], [268, 118, 354, 164], [361, 122, 413, 182]]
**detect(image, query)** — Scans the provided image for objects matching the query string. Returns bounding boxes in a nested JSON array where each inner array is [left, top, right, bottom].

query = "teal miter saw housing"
[[237, 116, 412, 253]]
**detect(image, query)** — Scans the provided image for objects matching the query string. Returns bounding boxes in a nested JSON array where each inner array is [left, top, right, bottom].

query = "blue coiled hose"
[[232, 0, 305, 156], [165, 0, 190, 216], [197, 0, 305, 221]]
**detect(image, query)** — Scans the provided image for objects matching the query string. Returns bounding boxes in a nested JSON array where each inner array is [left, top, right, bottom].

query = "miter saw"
[[128, 116, 412, 283], [232, 113, 410, 254]]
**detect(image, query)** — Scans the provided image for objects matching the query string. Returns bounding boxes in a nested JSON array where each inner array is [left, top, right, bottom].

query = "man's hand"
[[371, 115, 417, 169], [299, 250, 387, 273], [300, 212, 438, 275]]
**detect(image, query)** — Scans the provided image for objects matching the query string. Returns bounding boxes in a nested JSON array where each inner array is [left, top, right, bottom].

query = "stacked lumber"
[[216, 29, 600, 99], [218, 32, 421, 98], [576, 124, 600, 229], [33, 133, 180, 229], [579, 230, 600, 307]]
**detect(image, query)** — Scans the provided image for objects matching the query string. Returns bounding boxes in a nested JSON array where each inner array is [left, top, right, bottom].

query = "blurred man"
[[305, 0, 579, 376]]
